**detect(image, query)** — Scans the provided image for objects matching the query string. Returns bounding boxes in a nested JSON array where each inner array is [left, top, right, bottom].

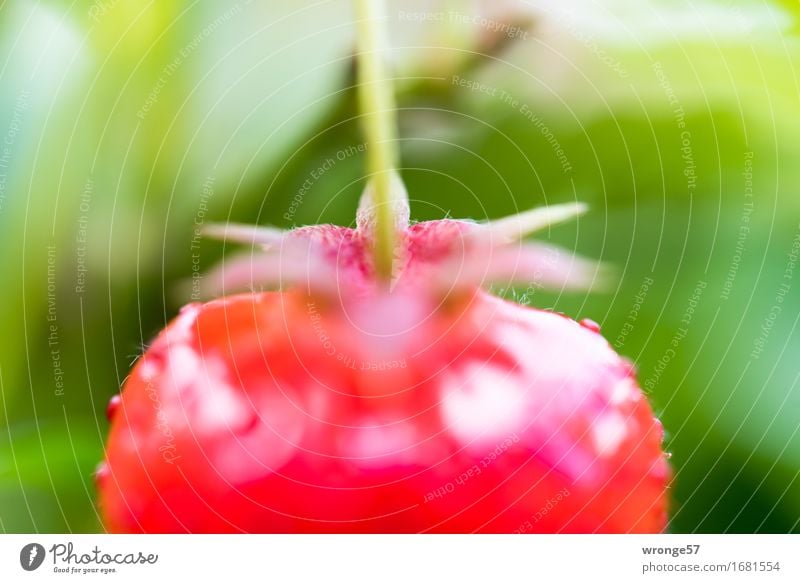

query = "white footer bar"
[[1, 534, 797, 582]]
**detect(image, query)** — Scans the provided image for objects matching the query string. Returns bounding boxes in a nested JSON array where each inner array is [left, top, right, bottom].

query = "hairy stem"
[[354, 0, 399, 280]]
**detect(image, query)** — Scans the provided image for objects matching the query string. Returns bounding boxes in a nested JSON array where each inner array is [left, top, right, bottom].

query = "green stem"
[[354, 0, 398, 280]]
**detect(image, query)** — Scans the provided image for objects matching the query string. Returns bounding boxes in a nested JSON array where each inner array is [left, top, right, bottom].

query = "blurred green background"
[[0, 0, 798, 533]]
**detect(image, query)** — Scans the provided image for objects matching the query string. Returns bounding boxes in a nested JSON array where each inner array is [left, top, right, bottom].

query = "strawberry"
[[99, 0, 668, 531], [97, 176, 669, 533]]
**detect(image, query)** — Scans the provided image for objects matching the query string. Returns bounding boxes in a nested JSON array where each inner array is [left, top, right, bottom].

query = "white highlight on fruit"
[[348, 420, 418, 466], [139, 359, 160, 382], [165, 345, 202, 393], [167, 303, 199, 343], [591, 412, 628, 457], [441, 364, 527, 445], [166, 347, 251, 432], [609, 377, 640, 406]]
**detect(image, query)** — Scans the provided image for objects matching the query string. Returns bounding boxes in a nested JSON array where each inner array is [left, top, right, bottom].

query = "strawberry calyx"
[[199, 176, 603, 304]]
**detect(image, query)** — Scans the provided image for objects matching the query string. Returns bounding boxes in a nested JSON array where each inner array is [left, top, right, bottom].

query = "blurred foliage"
[[0, 0, 798, 532]]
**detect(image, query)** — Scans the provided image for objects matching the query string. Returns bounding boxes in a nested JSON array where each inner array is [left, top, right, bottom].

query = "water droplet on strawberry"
[[94, 461, 109, 487], [579, 318, 601, 333], [106, 395, 121, 421]]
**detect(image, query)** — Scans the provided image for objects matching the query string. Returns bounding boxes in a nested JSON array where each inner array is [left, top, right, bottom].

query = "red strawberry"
[[98, 177, 669, 533]]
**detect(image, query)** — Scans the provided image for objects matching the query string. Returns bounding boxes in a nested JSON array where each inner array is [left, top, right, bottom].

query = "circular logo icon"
[[19, 543, 46, 571]]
